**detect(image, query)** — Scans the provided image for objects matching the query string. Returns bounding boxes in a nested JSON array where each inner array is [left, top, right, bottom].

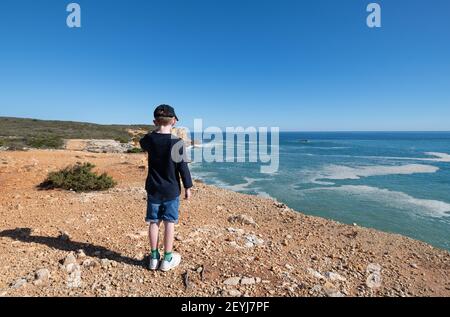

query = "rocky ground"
[[0, 150, 449, 297]]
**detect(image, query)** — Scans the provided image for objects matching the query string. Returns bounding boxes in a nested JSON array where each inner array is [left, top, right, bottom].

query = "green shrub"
[[115, 137, 130, 144], [2, 138, 27, 151], [127, 147, 144, 154], [39, 163, 117, 192], [25, 136, 64, 149]]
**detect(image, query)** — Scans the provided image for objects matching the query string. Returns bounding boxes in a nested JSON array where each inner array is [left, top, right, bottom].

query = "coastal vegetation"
[[0, 117, 154, 150], [38, 163, 117, 192], [127, 147, 144, 154]]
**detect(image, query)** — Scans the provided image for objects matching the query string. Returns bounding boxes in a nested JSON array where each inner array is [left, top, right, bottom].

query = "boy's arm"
[[139, 134, 150, 152], [176, 141, 193, 191]]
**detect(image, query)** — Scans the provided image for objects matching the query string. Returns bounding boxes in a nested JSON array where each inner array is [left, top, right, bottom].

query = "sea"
[[188, 132, 450, 251]]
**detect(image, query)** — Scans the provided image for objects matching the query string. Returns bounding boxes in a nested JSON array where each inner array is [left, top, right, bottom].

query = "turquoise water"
[[189, 132, 450, 251]]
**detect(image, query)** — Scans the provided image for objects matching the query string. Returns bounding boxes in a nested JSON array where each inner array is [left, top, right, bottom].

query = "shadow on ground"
[[0, 228, 145, 268]]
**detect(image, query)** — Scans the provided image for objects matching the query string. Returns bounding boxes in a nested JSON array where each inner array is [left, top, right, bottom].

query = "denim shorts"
[[146, 196, 180, 224]]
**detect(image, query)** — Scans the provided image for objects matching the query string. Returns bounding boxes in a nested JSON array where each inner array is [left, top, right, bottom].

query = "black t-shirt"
[[139, 131, 193, 201]]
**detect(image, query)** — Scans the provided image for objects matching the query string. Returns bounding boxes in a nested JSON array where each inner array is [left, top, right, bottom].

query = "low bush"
[[39, 163, 117, 192], [115, 137, 130, 144], [25, 136, 64, 149], [127, 147, 144, 153]]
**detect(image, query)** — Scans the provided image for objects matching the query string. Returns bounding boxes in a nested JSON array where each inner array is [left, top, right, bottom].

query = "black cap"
[[154, 104, 179, 121]]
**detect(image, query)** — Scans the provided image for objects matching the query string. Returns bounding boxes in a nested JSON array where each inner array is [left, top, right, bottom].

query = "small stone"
[[227, 289, 242, 297], [224, 277, 241, 286], [228, 214, 257, 227], [100, 258, 111, 269], [241, 277, 256, 285], [310, 285, 322, 293], [244, 241, 255, 248], [410, 263, 418, 269], [366, 263, 382, 274], [324, 272, 347, 282], [365, 263, 382, 288], [323, 282, 344, 297], [227, 227, 245, 235], [245, 235, 264, 247], [66, 263, 79, 273], [67, 266, 82, 288], [274, 201, 287, 209], [175, 235, 183, 241], [307, 268, 325, 280], [11, 278, 27, 289], [63, 253, 77, 266], [366, 272, 382, 289], [76, 249, 86, 259], [34, 269, 50, 285], [82, 259, 96, 267]]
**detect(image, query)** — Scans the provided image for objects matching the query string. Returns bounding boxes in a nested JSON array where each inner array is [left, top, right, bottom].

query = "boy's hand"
[[184, 188, 192, 200]]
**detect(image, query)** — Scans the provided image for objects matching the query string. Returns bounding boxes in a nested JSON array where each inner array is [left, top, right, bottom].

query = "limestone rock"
[[34, 269, 50, 285], [240, 277, 256, 285], [224, 277, 241, 286], [228, 214, 257, 227], [63, 252, 77, 267], [307, 268, 325, 280], [11, 278, 27, 289], [227, 289, 242, 297], [324, 272, 347, 282]]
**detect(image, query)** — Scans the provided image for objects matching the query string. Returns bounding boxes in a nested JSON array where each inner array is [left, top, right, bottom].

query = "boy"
[[139, 105, 193, 271]]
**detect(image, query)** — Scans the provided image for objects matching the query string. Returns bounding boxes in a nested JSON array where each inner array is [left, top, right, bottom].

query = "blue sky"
[[0, 0, 449, 131]]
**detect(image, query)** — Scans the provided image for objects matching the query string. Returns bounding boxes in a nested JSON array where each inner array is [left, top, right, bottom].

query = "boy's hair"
[[154, 116, 175, 126]]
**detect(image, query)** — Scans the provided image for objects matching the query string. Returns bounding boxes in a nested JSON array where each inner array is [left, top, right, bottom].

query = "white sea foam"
[[423, 152, 450, 162], [191, 173, 272, 197], [309, 163, 439, 184], [317, 152, 450, 163], [188, 141, 218, 150], [302, 185, 450, 218]]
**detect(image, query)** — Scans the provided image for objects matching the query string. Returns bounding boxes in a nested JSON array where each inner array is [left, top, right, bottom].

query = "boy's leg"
[[148, 221, 162, 270], [149, 221, 161, 255], [163, 221, 174, 260], [159, 220, 181, 271], [159, 198, 181, 271]]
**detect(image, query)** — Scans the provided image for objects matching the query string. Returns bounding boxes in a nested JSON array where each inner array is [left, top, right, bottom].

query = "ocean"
[[189, 132, 450, 251]]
